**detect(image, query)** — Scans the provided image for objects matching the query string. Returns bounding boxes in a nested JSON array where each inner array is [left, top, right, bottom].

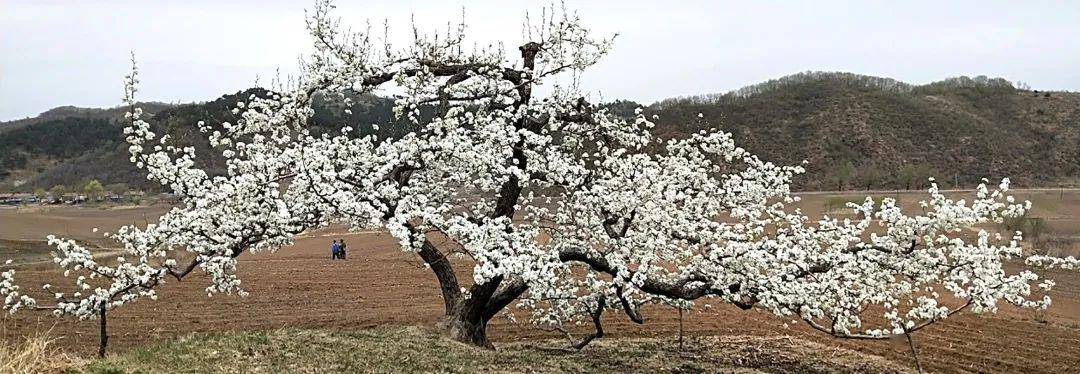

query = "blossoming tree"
[[2, 0, 1077, 363]]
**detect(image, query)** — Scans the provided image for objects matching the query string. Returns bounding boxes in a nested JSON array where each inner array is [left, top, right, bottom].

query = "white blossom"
[[0, 0, 1074, 345]]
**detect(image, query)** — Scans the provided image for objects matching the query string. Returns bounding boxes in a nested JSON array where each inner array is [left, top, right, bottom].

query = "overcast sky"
[[2, 0, 1079, 121]]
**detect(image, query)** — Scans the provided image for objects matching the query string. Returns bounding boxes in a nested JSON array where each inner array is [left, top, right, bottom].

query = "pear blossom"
[[1, 0, 1076, 358]]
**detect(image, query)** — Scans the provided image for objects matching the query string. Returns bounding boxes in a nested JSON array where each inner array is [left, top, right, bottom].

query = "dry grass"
[[0, 327, 83, 374], [79, 326, 908, 373]]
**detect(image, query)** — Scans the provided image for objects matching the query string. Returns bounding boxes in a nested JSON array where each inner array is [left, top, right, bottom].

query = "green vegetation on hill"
[[2, 72, 1078, 192], [0, 117, 122, 179], [648, 72, 1080, 190], [80, 327, 903, 373], [0, 103, 175, 135], [0, 90, 405, 192]]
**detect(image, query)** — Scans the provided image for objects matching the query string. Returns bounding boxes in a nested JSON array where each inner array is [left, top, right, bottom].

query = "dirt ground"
[[1, 191, 1079, 373]]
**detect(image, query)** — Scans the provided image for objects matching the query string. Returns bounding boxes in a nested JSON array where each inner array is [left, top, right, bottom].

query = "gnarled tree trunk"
[[443, 298, 494, 349], [417, 236, 530, 349], [413, 41, 542, 349]]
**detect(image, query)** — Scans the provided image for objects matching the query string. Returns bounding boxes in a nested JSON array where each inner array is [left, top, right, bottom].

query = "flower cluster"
[[2, 1, 1075, 345]]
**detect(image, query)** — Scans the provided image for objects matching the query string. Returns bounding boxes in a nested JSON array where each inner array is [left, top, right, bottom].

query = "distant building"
[[0, 193, 32, 205]]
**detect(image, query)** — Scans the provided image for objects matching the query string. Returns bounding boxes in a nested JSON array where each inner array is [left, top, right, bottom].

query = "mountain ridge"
[[2, 71, 1077, 192]]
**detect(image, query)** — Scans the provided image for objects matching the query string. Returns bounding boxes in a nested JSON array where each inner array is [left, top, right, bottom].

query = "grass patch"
[[80, 326, 905, 373], [822, 196, 870, 214], [0, 328, 83, 373]]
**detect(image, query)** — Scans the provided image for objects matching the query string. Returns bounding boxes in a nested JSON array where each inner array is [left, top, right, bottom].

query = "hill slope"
[[0, 91, 399, 191], [0, 103, 175, 135], [1, 72, 1077, 192], [649, 72, 1080, 190]]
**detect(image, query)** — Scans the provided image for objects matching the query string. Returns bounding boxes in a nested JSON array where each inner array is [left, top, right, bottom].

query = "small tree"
[[895, 163, 938, 190], [83, 180, 105, 201], [48, 185, 66, 199], [854, 163, 884, 191], [824, 162, 855, 191], [2, 1, 1078, 365], [105, 183, 129, 197], [33, 188, 48, 200], [896, 164, 918, 190]]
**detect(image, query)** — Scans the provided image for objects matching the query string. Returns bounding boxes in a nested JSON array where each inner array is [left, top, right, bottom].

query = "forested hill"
[[0, 90, 402, 192], [0, 103, 176, 134], [644, 72, 1080, 190], [1, 72, 1078, 192]]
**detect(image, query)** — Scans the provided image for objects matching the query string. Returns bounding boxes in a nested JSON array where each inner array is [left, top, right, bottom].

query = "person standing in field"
[[338, 239, 347, 260], [331, 240, 341, 260]]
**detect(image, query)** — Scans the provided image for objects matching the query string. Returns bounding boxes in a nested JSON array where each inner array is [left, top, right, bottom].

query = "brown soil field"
[[1, 191, 1079, 373]]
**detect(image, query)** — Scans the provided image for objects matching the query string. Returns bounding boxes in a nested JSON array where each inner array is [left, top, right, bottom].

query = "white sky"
[[2, 0, 1079, 121]]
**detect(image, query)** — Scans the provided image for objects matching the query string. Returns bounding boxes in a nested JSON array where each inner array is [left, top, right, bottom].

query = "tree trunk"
[[443, 306, 494, 349], [418, 41, 541, 350], [905, 332, 924, 374], [98, 303, 108, 358], [678, 307, 685, 352], [416, 237, 503, 349], [439, 279, 527, 349]]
